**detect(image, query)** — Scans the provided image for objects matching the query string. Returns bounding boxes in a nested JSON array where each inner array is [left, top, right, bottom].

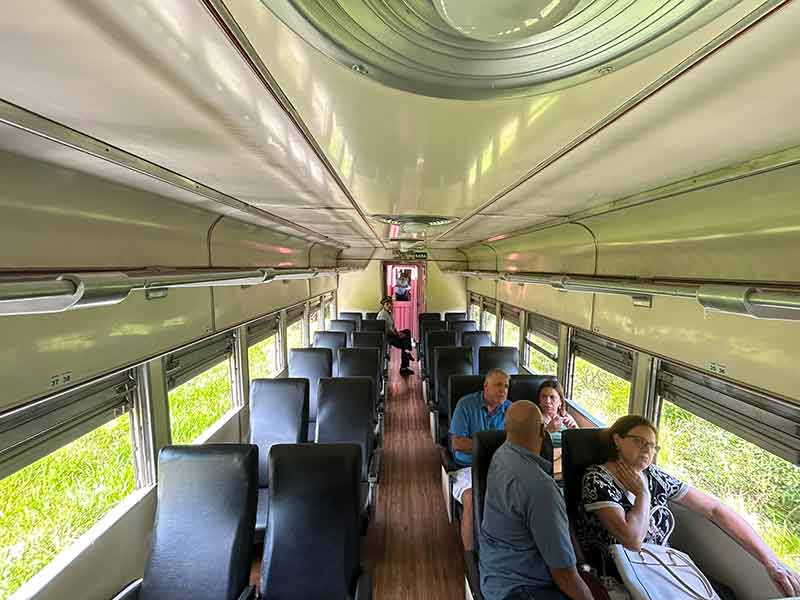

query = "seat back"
[[361, 318, 386, 334], [351, 330, 384, 351], [313, 331, 348, 375], [420, 319, 446, 362], [562, 428, 611, 524], [250, 378, 309, 487], [288, 348, 332, 435], [261, 444, 361, 600], [316, 377, 375, 481], [448, 375, 485, 425], [462, 331, 493, 373], [418, 311, 440, 332], [338, 348, 381, 410], [328, 319, 356, 338], [472, 431, 506, 556], [448, 320, 477, 344], [140, 445, 258, 600], [434, 346, 474, 418], [365, 311, 378, 320], [478, 346, 519, 375], [338, 312, 363, 331], [425, 329, 456, 379], [508, 374, 554, 404], [445, 311, 467, 322]]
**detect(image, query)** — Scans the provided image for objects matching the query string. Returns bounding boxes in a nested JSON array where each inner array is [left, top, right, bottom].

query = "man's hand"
[[766, 559, 800, 596]]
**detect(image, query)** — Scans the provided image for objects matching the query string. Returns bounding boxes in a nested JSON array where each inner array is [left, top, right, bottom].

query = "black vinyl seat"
[[338, 347, 383, 416], [328, 319, 356, 342], [365, 311, 378, 320], [418, 311, 440, 336], [288, 348, 332, 440], [313, 331, 348, 375], [445, 311, 468, 322], [448, 319, 477, 345], [439, 374, 485, 471], [316, 377, 380, 533], [431, 346, 473, 445], [424, 329, 456, 384], [249, 378, 309, 544], [509, 374, 554, 403], [361, 319, 386, 334], [260, 443, 372, 600], [478, 346, 520, 376], [462, 331, 493, 373], [339, 312, 363, 331], [419, 320, 446, 375], [113, 445, 258, 600]]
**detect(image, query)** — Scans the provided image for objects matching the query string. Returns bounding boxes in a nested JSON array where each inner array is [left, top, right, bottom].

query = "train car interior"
[[1, 1, 800, 599]]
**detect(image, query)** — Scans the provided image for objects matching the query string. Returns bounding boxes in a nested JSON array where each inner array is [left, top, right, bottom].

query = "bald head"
[[505, 401, 544, 453]]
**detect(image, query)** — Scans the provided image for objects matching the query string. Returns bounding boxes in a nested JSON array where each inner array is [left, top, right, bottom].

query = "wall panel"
[[490, 224, 596, 274], [213, 280, 309, 330], [338, 260, 383, 313], [498, 282, 593, 331], [0, 288, 213, 411], [593, 293, 800, 403], [210, 217, 312, 268], [467, 277, 498, 299], [426, 260, 467, 314]]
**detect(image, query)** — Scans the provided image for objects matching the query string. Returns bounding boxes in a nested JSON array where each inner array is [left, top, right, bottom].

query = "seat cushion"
[[254, 487, 269, 545]]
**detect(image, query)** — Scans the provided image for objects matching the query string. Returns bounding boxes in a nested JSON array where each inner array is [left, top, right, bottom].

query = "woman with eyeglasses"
[[536, 379, 578, 449], [577, 415, 800, 597]]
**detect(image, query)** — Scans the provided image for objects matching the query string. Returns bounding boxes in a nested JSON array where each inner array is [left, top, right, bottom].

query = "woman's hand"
[[766, 559, 800, 596], [615, 462, 647, 497], [545, 415, 563, 433]]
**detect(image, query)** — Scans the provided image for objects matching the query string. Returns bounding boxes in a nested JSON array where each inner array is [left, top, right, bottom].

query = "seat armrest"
[[354, 568, 373, 600], [111, 579, 142, 600], [439, 446, 459, 472], [368, 449, 382, 484], [237, 585, 257, 600]]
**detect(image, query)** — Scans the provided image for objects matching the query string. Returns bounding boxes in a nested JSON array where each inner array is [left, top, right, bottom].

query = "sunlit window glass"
[[502, 320, 520, 349], [168, 359, 232, 444], [484, 311, 497, 343], [286, 319, 303, 350], [526, 332, 557, 375], [249, 334, 279, 380], [659, 401, 800, 571], [0, 415, 135, 597], [570, 356, 630, 425]]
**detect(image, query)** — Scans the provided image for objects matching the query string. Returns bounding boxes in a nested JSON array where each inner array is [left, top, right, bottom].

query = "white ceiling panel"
[[442, 214, 553, 242], [0, 0, 378, 244], [224, 0, 767, 224]]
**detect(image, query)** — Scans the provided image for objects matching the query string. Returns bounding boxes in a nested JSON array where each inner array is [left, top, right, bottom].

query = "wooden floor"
[[362, 349, 466, 599]]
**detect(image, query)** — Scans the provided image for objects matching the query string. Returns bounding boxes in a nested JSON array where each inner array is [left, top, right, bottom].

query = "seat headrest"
[[471, 431, 506, 555], [508, 374, 554, 404], [444, 312, 468, 321], [338, 348, 381, 379], [448, 374, 485, 419], [562, 428, 612, 522], [351, 331, 384, 349], [313, 331, 347, 349], [288, 348, 333, 420], [339, 312, 363, 324], [250, 378, 310, 486], [329, 319, 356, 334], [433, 347, 474, 410], [141, 444, 258, 600], [447, 319, 477, 331], [316, 377, 374, 480], [262, 443, 361, 599], [361, 319, 386, 333], [427, 330, 457, 345], [419, 312, 441, 322], [478, 346, 519, 375]]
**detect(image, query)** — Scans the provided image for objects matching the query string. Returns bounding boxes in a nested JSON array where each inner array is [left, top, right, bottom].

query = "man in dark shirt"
[[480, 401, 592, 600], [376, 296, 415, 375]]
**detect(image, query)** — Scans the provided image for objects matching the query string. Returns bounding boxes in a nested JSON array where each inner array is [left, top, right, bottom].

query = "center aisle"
[[362, 349, 466, 599]]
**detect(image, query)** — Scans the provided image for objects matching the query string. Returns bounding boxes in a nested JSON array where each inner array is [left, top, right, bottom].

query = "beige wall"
[[337, 260, 383, 314], [426, 260, 467, 314]]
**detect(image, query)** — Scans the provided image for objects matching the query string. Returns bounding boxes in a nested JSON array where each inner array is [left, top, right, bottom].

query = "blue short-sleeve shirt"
[[448, 390, 511, 467], [479, 442, 576, 600]]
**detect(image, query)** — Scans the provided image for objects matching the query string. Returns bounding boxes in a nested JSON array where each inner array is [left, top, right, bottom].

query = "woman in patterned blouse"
[[577, 415, 800, 597]]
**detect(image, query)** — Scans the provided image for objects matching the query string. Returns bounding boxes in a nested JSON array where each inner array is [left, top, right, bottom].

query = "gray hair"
[[483, 368, 509, 383]]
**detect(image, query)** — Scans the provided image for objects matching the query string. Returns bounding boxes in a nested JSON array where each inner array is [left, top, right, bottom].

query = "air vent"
[[371, 214, 458, 232], [261, 0, 744, 99]]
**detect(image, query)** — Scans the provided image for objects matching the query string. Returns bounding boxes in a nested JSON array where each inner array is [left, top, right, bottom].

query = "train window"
[[501, 305, 520, 348], [309, 308, 321, 340], [570, 331, 633, 425], [658, 401, 800, 570], [482, 299, 498, 342], [168, 359, 233, 444], [0, 413, 135, 597], [286, 318, 303, 350], [323, 299, 332, 329], [525, 314, 559, 375], [469, 293, 481, 323], [249, 334, 279, 380]]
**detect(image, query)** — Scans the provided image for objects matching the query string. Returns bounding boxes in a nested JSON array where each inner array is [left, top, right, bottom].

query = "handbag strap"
[[649, 504, 675, 544], [639, 547, 715, 600]]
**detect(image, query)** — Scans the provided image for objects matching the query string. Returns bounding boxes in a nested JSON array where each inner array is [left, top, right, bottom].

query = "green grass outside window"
[[168, 359, 232, 445]]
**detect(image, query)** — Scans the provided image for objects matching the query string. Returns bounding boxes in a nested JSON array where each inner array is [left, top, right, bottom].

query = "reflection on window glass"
[[571, 356, 630, 425], [309, 311, 320, 341], [526, 332, 558, 375], [470, 303, 481, 324], [286, 319, 303, 350], [502, 320, 520, 349], [249, 334, 278, 380], [169, 359, 232, 444], [659, 401, 800, 571], [0, 414, 135, 597], [324, 302, 332, 330], [483, 311, 497, 343]]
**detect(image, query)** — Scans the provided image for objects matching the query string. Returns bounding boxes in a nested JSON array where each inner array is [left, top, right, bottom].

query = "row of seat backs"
[[291, 346, 382, 409], [312, 332, 386, 372], [251, 376, 376, 485], [135, 442, 369, 600], [431, 346, 520, 414], [424, 329, 494, 375], [329, 318, 388, 336]]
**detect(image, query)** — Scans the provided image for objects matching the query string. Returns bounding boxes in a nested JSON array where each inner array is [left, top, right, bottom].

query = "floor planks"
[[362, 349, 465, 599]]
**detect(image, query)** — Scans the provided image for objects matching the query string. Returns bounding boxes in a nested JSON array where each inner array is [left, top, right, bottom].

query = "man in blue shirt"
[[480, 401, 592, 600], [449, 368, 511, 551]]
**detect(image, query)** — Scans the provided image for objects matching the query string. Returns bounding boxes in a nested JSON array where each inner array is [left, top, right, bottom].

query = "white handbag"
[[610, 543, 720, 600]]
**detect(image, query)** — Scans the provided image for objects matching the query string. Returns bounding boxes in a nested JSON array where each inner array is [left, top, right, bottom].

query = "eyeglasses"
[[623, 434, 660, 454]]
